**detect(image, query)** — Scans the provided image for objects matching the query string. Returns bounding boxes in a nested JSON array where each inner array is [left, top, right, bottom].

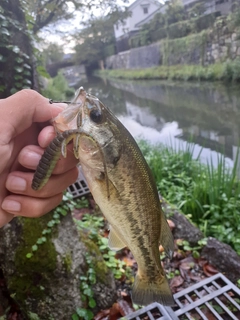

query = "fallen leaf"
[[9, 312, 18, 320], [167, 219, 175, 230], [94, 309, 110, 320], [120, 291, 128, 297], [179, 267, 189, 280], [189, 274, 203, 282], [159, 245, 164, 253], [170, 275, 184, 290], [117, 299, 134, 316], [202, 306, 219, 320], [109, 302, 121, 319], [123, 257, 135, 267], [203, 264, 218, 277], [180, 261, 195, 270], [176, 239, 184, 246], [198, 258, 208, 267], [180, 256, 195, 264], [173, 250, 186, 259]]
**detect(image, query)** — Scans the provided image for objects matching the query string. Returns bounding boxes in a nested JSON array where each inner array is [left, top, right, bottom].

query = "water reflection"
[[82, 77, 240, 169]]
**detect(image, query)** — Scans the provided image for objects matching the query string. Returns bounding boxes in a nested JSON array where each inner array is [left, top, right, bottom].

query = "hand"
[[0, 89, 79, 227]]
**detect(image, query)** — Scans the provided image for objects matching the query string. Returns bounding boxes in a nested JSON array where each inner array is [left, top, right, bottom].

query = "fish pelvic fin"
[[131, 273, 175, 306], [159, 210, 174, 259]]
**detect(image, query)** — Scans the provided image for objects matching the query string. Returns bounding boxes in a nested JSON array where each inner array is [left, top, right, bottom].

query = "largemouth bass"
[[32, 88, 175, 306]]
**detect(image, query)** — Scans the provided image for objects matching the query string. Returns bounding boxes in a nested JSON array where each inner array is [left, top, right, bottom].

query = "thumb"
[[0, 89, 66, 140]]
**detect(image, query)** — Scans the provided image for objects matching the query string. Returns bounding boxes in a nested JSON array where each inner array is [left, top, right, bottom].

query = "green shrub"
[[138, 140, 240, 253], [103, 44, 115, 57], [222, 58, 240, 82], [97, 60, 240, 82], [42, 72, 75, 101], [132, 12, 218, 49]]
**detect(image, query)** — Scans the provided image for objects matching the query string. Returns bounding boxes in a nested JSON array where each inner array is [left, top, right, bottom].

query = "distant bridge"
[[46, 59, 75, 77]]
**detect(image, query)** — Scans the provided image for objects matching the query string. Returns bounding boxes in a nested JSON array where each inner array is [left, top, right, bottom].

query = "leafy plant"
[[75, 214, 131, 280], [73, 213, 132, 320], [72, 253, 96, 320], [42, 71, 75, 101], [138, 140, 240, 254], [26, 193, 87, 258], [0, 1, 33, 97], [96, 60, 235, 82], [176, 238, 208, 259]]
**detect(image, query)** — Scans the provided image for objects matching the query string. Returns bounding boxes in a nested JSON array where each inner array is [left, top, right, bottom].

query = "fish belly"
[[80, 151, 174, 306]]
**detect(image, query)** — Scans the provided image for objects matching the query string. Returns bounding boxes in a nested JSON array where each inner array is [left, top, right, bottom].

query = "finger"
[[4, 167, 79, 198], [0, 211, 14, 228], [0, 89, 66, 141], [1, 193, 63, 218], [18, 145, 78, 174], [38, 125, 57, 148]]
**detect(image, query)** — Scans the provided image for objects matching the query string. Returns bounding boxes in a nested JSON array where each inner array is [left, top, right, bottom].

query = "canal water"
[[80, 76, 240, 169]]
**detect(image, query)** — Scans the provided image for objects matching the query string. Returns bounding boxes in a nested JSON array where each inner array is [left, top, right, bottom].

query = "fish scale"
[[32, 87, 175, 306]]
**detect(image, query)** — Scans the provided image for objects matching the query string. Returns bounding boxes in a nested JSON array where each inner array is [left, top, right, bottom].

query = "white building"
[[114, 0, 163, 51]]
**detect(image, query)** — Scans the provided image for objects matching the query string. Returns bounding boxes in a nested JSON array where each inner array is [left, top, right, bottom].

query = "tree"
[[74, 9, 129, 69], [188, 1, 207, 18], [164, 0, 186, 25], [0, 0, 36, 98], [23, 0, 129, 34], [41, 42, 64, 65]]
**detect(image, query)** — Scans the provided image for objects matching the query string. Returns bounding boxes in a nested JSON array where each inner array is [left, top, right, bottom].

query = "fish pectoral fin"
[[159, 210, 174, 259], [108, 227, 126, 251]]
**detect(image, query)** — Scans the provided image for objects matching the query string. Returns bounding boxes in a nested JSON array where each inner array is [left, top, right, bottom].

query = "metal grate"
[[124, 273, 240, 320], [67, 166, 90, 198]]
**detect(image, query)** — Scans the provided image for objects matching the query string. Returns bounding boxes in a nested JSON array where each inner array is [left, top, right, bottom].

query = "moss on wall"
[[79, 230, 108, 284], [161, 30, 208, 66], [7, 214, 58, 309]]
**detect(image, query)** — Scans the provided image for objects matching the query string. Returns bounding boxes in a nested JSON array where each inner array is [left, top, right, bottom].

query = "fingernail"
[[6, 176, 27, 191], [23, 151, 42, 168], [2, 200, 21, 212]]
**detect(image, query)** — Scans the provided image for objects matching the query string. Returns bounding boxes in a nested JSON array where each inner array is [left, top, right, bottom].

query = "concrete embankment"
[[106, 17, 240, 70]]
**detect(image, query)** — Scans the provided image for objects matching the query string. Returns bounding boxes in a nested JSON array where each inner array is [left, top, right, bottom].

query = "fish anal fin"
[[108, 227, 126, 251], [159, 209, 174, 259], [132, 273, 175, 306]]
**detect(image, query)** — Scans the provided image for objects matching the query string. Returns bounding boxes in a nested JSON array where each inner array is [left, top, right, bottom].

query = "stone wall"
[[106, 42, 161, 69], [105, 17, 240, 69]]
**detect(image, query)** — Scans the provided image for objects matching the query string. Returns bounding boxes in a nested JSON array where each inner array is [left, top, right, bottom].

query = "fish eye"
[[90, 108, 102, 124]]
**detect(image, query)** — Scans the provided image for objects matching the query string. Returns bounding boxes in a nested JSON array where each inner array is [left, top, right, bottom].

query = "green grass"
[[96, 60, 240, 82], [138, 140, 240, 254]]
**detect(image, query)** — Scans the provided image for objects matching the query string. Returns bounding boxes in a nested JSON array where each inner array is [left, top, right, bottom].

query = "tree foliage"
[[0, 0, 129, 95], [41, 42, 64, 65], [0, 0, 34, 98], [149, 0, 186, 31], [22, 0, 129, 34], [150, 0, 212, 30], [74, 9, 129, 68]]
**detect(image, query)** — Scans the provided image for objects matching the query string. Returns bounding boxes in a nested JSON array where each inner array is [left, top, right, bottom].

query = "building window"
[[141, 4, 149, 14]]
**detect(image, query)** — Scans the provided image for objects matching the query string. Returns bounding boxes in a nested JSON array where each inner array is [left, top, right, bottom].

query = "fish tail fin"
[[131, 273, 175, 306]]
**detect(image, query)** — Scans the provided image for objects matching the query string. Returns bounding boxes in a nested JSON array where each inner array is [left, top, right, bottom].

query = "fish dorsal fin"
[[159, 210, 174, 259], [108, 226, 126, 251]]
